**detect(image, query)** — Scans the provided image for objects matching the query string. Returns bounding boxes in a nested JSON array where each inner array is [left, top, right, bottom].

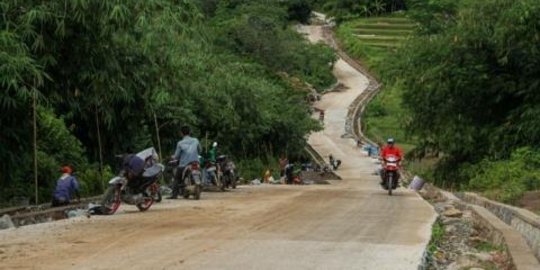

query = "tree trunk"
[[153, 110, 162, 161], [95, 105, 104, 192], [33, 90, 38, 205]]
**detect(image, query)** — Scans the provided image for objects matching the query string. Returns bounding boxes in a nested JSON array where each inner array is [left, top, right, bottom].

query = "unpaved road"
[[0, 23, 436, 270]]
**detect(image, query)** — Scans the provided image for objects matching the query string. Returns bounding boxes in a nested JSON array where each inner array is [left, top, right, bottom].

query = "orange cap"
[[61, 166, 72, 174]]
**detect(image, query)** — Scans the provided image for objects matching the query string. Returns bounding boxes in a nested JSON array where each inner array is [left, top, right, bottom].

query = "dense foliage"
[[0, 0, 336, 204], [387, 0, 540, 192]]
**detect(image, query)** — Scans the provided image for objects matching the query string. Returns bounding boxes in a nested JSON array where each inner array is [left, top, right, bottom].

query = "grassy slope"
[[336, 14, 416, 153]]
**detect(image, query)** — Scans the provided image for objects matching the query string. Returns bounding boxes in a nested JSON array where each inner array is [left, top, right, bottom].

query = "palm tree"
[[371, 0, 387, 16], [359, 4, 371, 18]]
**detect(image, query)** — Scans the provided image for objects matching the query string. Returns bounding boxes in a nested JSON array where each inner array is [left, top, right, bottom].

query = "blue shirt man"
[[173, 129, 202, 167], [52, 166, 80, 207], [169, 126, 201, 199]]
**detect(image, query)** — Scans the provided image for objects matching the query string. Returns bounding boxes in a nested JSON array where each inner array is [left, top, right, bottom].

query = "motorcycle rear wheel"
[[231, 173, 237, 189], [182, 189, 190, 199], [136, 185, 156, 211], [183, 171, 192, 199], [151, 183, 162, 203], [216, 175, 225, 191], [194, 184, 201, 200], [136, 197, 154, 211]]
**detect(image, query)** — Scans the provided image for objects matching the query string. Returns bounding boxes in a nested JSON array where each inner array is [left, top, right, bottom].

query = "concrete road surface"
[[0, 23, 436, 270]]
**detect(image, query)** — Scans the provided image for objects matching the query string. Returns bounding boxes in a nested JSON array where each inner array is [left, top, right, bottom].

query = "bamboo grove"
[[0, 0, 337, 204]]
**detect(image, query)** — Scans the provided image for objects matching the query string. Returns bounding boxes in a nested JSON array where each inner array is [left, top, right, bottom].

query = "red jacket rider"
[[380, 138, 403, 184], [381, 138, 403, 161]]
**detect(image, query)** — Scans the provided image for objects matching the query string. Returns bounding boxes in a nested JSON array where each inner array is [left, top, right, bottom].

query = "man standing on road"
[[169, 125, 202, 199]]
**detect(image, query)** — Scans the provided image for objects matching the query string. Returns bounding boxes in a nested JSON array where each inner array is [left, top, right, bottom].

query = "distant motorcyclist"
[[380, 138, 403, 184], [169, 125, 202, 199], [51, 166, 80, 207]]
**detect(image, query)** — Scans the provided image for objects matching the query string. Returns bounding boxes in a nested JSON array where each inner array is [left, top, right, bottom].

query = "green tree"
[[387, 0, 540, 187]]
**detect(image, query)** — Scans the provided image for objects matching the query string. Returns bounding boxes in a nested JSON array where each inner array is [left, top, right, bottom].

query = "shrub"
[[466, 148, 540, 204]]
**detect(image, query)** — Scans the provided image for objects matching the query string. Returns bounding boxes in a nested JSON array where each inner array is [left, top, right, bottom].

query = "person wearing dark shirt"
[[121, 154, 146, 193], [51, 166, 80, 207]]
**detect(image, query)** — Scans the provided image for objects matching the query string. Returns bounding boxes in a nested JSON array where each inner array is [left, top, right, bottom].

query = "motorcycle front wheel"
[[387, 175, 393, 196], [101, 185, 121, 215]]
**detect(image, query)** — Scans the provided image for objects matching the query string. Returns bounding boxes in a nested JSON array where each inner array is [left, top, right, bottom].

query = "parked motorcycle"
[[100, 148, 164, 214], [204, 160, 225, 191], [217, 155, 237, 189], [382, 154, 400, 195], [167, 160, 202, 200]]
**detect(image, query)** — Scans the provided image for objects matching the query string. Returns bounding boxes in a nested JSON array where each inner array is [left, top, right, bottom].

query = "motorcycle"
[[100, 150, 164, 215], [167, 160, 202, 200], [204, 160, 225, 191], [382, 154, 400, 196], [217, 155, 237, 189]]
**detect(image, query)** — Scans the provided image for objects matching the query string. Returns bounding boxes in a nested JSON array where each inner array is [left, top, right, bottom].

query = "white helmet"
[[212, 142, 218, 147]]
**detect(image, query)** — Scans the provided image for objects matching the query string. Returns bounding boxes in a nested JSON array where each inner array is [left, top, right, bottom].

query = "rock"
[[443, 208, 463, 218], [445, 224, 457, 234], [0, 214, 15, 230], [159, 186, 172, 196], [447, 255, 480, 270], [251, 179, 261, 185], [468, 236, 483, 245], [67, 209, 87, 218], [469, 252, 492, 262], [442, 217, 461, 225], [434, 202, 447, 212]]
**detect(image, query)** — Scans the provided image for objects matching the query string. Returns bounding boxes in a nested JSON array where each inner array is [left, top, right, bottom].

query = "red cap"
[[61, 166, 72, 174]]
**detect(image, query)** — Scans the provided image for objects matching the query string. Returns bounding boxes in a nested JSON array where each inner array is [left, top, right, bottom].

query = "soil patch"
[[300, 171, 338, 184], [518, 190, 540, 214]]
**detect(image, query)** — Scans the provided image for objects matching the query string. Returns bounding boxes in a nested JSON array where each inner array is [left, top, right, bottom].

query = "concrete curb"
[[425, 184, 540, 269], [456, 192, 540, 262]]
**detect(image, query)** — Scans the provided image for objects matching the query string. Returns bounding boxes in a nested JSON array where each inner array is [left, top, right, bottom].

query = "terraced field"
[[336, 15, 416, 67], [350, 16, 415, 49]]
